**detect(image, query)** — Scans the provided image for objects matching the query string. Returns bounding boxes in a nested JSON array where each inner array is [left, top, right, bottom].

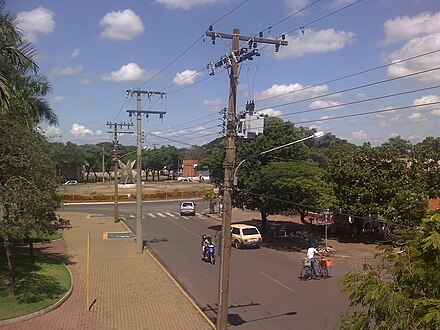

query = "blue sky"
[[7, 0, 440, 147]]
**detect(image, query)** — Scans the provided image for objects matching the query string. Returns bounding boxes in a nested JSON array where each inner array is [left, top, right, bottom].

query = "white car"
[[180, 201, 196, 216], [177, 177, 192, 182], [231, 224, 262, 249], [63, 180, 78, 185]]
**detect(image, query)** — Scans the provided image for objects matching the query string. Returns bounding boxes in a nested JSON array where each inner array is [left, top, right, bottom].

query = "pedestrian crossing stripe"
[[124, 212, 204, 219]]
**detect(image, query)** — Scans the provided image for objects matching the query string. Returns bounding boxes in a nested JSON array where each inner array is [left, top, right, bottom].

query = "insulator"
[[253, 42, 257, 48], [282, 34, 286, 40], [208, 25, 213, 31], [259, 32, 263, 38]]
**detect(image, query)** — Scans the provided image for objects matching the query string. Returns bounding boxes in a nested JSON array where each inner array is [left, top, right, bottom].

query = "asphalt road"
[[63, 200, 359, 330]]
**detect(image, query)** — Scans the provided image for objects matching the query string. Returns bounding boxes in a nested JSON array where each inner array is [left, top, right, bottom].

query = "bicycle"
[[300, 257, 332, 280]]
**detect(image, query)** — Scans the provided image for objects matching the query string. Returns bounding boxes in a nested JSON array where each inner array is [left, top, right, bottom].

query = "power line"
[[258, 66, 440, 112], [246, 48, 440, 106]]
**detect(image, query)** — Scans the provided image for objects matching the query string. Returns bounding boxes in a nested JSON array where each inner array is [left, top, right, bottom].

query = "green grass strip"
[[0, 253, 71, 321]]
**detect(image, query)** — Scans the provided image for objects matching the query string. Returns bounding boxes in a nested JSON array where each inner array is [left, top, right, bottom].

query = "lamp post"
[[234, 131, 325, 185]]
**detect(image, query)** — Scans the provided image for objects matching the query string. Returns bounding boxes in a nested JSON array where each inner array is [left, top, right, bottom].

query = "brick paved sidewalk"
[[1, 212, 213, 330]]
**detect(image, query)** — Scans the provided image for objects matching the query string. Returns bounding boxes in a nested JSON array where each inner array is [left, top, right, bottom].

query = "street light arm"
[[260, 131, 324, 155], [233, 131, 324, 186]]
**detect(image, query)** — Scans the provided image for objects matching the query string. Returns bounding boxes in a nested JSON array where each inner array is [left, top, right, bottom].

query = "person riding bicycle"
[[307, 244, 322, 279]]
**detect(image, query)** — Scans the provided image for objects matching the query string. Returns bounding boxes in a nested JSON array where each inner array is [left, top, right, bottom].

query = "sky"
[[6, 0, 440, 147]]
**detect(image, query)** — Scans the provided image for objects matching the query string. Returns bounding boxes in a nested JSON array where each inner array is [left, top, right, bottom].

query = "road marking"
[[169, 219, 199, 238], [147, 213, 156, 218], [166, 212, 177, 218], [258, 271, 295, 292], [157, 213, 166, 218]]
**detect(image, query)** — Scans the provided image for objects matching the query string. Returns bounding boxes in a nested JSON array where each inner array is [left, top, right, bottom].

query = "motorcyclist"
[[201, 235, 207, 259], [202, 235, 213, 260]]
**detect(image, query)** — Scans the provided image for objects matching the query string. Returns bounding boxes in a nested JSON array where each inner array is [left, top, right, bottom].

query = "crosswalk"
[[123, 211, 205, 220]]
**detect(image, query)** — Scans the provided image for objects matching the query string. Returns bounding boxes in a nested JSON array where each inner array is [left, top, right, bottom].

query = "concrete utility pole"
[[126, 89, 166, 254], [106, 122, 133, 223], [206, 28, 287, 330]]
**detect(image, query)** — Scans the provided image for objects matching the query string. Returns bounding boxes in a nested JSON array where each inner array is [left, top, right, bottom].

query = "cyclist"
[[307, 244, 322, 279]]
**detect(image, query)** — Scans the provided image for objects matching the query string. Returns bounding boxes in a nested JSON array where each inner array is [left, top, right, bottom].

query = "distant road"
[[64, 201, 360, 330]]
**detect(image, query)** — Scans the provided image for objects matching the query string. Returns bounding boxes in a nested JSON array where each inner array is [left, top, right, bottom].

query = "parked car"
[[177, 177, 192, 182], [63, 180, 78, 185], [180, 201, 196, 216], [231, 224, 262, 249]]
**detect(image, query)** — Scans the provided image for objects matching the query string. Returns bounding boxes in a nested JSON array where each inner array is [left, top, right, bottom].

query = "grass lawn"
[[0, 253, 71, 321]]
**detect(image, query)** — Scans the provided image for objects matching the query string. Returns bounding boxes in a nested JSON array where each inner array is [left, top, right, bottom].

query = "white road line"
[[166, 212, 177, 218], [147, 213, 156, 218], [258, 271, 295, 292], [157, 213, 166, 218]]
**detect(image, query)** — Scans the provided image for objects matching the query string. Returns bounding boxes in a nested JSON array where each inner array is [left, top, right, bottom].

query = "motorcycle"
[[204, 243, 215, 265]]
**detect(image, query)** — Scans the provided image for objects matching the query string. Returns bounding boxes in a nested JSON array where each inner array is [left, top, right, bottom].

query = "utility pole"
[[206, 27, 287, 330], [106, 122, 133, 223], [126, 89, 166, 254], [102, 146, 105, 182]]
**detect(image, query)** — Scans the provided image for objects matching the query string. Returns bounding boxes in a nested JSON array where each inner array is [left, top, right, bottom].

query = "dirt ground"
[[58, 180, 214, 194]]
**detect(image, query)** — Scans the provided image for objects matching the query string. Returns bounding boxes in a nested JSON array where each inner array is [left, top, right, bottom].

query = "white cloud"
[[255, 83, 328, 103], [308, 100, 342, 110], [408, 112, 426, 122], [411, 94, 440, 117], [80, 78, 92, 85], [103, 63, 149, 82], [71, 48, 81, 58], [77, 97, 94, 105], [52, 65, 83, 76], [352, 130, 368, 140], [203, 98, 225, 112], [154, 0, 219, 10], [71, 124, 93, 136], [416, 95, 440, 104], [50, 96, 65, 104], [257, 108, 283, 117], [99, 9, 144, 40], [95, 130, 104, 136], [16, 7, 55, 42], [173, 69, 200, 86], [284, 0, 310, 14], [383, 11, 440, 45], [276, 29, 355, 59], [45, 126, 61, 136], [386, 33, 440, 83]]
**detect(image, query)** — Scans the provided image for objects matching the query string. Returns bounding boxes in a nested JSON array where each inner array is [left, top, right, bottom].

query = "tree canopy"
[[340, 213, 440, 330]]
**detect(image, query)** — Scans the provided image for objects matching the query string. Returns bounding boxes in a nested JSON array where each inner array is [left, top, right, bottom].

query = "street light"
[[234, 131, 325, 185], [218, 130, 325, 328]]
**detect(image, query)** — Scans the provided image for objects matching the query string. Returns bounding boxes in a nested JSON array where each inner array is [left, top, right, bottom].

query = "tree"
[[327, 143, 428, 226], [239, 161, 337, 231], [340, 214, 440, 330], [414, 137, 440, 199], [0, 114, 67, 297], [0, 2, 57, 126]]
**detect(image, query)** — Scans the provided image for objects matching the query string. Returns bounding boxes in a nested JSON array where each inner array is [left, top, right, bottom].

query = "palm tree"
[[0, 0, 57, 126]]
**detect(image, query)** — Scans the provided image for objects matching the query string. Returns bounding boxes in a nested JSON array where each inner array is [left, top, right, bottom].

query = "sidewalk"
[[206, 208, 378, 260], [0, 212, 213, 330]]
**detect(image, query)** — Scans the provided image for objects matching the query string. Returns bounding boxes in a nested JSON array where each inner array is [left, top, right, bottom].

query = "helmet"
[[207, 235, 212, 240], [202, 235, 207, 239]]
